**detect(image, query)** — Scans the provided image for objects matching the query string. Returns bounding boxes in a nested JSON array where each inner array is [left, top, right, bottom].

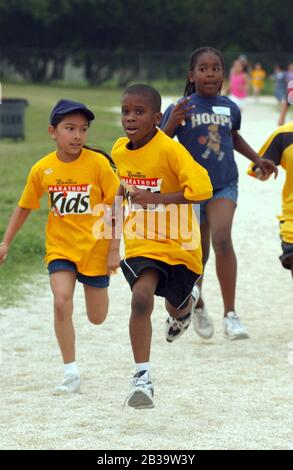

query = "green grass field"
[[0, 81, 291, 306], [0, 83, 124, 305]]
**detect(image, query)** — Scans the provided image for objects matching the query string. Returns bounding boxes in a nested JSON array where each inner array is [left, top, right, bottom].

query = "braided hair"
[[84, 145, 116, 172], [184, 47, 225, 97]]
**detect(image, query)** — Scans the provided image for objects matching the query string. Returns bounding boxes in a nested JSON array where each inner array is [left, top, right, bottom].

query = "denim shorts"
[[48, 259, 109, 288], [194, 182, 238, 223]]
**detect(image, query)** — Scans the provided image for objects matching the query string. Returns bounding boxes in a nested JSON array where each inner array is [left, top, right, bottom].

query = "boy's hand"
[[0, 243, 9, 265], [107, 249, 121, 274], [129, 188, 159, 208], [255, 158, 278, 180]]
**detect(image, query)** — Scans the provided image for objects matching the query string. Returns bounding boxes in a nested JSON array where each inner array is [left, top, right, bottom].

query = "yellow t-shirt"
[[250, 69, 266, 90], [248, 123, 293, 242], [18, 148, 120, 275], [111, 129, 213, 275]]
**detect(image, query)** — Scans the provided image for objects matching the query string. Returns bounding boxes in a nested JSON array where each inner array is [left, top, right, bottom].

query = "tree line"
[[0, 0, 292, 83]]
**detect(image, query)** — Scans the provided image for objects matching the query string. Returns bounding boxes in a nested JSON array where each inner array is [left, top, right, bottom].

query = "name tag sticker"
[[212, 106, 231, 116]]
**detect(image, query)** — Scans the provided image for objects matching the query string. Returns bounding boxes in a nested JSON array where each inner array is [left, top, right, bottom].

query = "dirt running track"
[[1, 97, 293, 450]]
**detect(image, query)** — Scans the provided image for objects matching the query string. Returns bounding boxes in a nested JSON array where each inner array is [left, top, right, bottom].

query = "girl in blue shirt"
[[161, 46, 277, 341]]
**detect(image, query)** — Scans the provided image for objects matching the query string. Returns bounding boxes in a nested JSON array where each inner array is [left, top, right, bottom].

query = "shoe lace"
[[169, 315, 189, 331], [132, 371, 151, 387], [226, 314, 242, 330], [60, 374, 79, 387]]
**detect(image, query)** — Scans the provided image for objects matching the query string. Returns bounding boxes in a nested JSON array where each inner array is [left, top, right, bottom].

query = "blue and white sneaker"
[[125, 370, 154, 409]]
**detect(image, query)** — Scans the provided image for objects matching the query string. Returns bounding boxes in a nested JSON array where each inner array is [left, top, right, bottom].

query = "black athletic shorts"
[[280, 241, 293, 269], [120, 256, 200, 310]]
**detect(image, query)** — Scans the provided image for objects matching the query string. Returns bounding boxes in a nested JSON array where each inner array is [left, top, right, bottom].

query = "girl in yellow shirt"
[[251, 63, 266, 98], [0, 99, 119, 394]]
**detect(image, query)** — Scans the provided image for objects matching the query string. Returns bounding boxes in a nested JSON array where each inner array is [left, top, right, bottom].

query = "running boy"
[[0, 99, 119, 394], [107, 84, 213, 409]]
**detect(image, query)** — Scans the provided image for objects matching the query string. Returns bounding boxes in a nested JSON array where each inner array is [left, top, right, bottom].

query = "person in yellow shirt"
[[248, 122, 293, 277], [250, 63, 266, 99], [0, 99, 119, 394], [107, 84, 213, 409]]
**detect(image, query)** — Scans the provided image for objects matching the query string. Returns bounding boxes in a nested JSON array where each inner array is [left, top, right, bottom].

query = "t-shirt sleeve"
[[97, 158, 120, 206], [247, 130, 284, 176], [231, 103, 241, 131], [169, 143, 213, 201], [258, 133, 284, 165], [18, 166, 44, 209]]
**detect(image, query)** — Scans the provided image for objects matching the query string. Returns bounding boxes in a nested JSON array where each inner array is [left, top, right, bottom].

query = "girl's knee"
[[87, 306, 108, 325], [212, 234, 233, 255], [54, 295, 73, 320]]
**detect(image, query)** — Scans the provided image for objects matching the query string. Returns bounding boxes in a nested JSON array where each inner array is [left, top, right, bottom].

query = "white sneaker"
[[53, 374, 80, 395], [125, 370, 154, 409], [223, 312, 249, 340], [192, 304, 214, 339]]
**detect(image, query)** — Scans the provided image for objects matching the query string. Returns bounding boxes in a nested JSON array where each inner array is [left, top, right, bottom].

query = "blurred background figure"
[[278, 62, 293, 126], [238, 54, 251, 74], [270, 64, 287, 105], [228, 59, 249, 112], [250, 62, 266, 100]]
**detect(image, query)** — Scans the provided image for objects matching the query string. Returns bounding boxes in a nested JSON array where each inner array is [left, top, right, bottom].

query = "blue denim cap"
[[50, 99, 95, 124]]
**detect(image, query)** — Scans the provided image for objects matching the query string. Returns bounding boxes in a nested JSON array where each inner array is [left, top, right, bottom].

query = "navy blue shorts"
[[194, 182, 238, 223], [120, 256, 200, 310], [48, 259, 109, 288]]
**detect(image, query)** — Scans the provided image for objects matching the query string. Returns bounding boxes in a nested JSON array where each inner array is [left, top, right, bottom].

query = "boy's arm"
[[232, 130, 278, 178], [278, 101, 289, 126], [0, 206, 31, 264], [107, 184, 124, 273], [129, 189, 196, 207]]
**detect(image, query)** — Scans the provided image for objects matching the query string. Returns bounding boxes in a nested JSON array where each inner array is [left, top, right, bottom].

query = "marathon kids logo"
[[48, 182, 92, 216], [121, 175, 163, 212]]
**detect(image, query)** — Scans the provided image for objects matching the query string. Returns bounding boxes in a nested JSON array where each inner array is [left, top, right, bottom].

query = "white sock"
[[64, 362, 79, 377], [135, 362, 150, 373]]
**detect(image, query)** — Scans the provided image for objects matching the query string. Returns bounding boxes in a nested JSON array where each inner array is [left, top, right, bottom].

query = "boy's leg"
[[50, 270, 76, 364], [191, 205, 214, 340], [130, 268, 160, 363], [83, 285, 109, 325], [126, 268, 160, 409], [196, 218, 210, 309], [289, 258, 293, 279], [166, 296, 193, 319]]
